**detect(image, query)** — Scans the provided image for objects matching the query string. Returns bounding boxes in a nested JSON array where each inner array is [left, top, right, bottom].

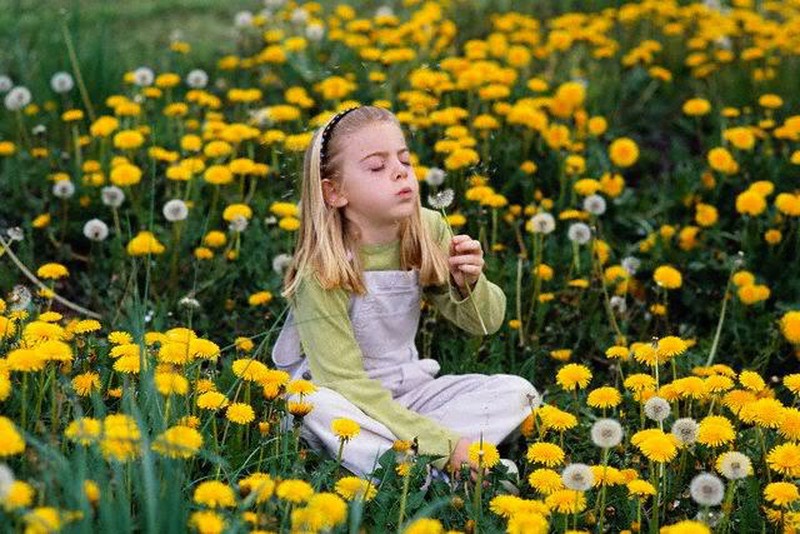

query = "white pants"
[[293, 373, 538, 478]]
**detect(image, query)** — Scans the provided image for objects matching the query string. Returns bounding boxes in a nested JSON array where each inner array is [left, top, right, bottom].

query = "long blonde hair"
[[282, 106, 450, 298]]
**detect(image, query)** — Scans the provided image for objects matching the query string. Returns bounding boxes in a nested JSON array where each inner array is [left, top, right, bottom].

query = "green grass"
[[0, 0, 256, 100]]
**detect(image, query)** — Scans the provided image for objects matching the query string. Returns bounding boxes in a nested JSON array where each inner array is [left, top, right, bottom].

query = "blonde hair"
[[282, 106, 450, 299]]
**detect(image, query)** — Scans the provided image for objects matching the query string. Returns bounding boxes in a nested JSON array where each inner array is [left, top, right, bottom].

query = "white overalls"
[[272, 269, 540, 478]]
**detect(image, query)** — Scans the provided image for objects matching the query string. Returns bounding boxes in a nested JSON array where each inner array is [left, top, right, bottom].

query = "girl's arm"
[[292, 275, 461, 469], [421, 208, 507, 335]]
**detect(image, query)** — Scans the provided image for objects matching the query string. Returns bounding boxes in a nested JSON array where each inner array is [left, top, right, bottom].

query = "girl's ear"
[[321, 179, 348, 208]]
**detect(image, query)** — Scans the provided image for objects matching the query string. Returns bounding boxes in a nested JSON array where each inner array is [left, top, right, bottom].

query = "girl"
[[272, 105, 540, 480]]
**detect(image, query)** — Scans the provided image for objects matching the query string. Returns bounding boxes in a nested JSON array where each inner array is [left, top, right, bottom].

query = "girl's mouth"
[[397, 187, 413, 197]]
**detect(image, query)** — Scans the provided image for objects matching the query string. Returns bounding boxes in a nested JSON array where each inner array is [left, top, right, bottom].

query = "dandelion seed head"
[[132, 67, 154, 87], [567, 222, 592, 245], [290, 7, 309, 24], [0, 75, 13, 93], [52, 179, 75, 199], [83, 219, 109, 242], [561, 463, 594, 492], [644, 396, 671, 422], [4, 86, 32, 111], [6, 227, 23, 242], [583, 194, 607, 216], [622, 256, 641, 275], [591, 418, 624, 448], [186, 69, 208, 89], [50, 72, 74, 94], [717, 451, 752, 480], [272, 253, 293, 275], [671, 417, 699, 445], [305, 22, 325, 41], [163, 199, 189, 222], [0, 463, 14, 499], [428, 188, 454, 210], [234, 10, 254, 28], [689, 472, 725, 506], [229, 215, 249, 233], [101, 186, 125, 208], [530, 212, 556, 234]]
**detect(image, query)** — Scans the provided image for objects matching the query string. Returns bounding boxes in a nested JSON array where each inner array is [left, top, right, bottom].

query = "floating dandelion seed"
[[424, 167, 446, 187], [690, 473, 725, 507], [428, 188, 454, 210]]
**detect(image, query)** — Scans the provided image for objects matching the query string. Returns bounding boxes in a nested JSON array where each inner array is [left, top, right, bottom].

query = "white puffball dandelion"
[[671, 418, 699, 445], [290, 7, 309, 24], [229, 215, 249, 233], [132, 67, 154, 87], [179, 296, 201, 310], [428, 188, 454, 210], [591, 418, 624, 449], [644, 396, 671, 422], [375, 5, 395, 17], [101, 186, 125, 208], [305, 22, 325, 41], [583, 194, 607, 216], [716, 451, 752, 480], [83, 219, 109, 242], [272, 253, 293, 275], [185, 69, 208, 89], [424, 167, 446, 187], [561, 463, 594, 492], [690, 473, 725, 507], [162, 199, 189, 222], [567, 222, 592, 245], [621, 256, 641, 275], [234, 10, 254, 27], [50, 72, 75, 93], [52, 179, 75, 199], [0, 463, 14, 500], [529, 212, 555, 234], [0, 75, 13, 92], [610, 296, 627, 313], [4, 86, 32, 111]]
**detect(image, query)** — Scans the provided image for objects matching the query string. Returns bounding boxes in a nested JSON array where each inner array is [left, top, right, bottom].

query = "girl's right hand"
[[448, 437, 479, 481]]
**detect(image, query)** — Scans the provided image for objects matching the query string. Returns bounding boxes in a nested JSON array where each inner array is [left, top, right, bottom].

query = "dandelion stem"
[[706, 262, 736, 366]]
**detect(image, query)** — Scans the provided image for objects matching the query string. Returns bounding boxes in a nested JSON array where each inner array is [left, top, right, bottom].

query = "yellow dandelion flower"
[[276, 479, 314, 504], [152, 425, 203, 459], [193, 481, 236, 508], [556, 363, 592, 391], [0, 416, 26, 456], [225, 402, 255, 425], [331, 418, 361, 441], [526, 442, 565, 467], [764, 482, 800, 508], [468, 441, 500, 469], [697, 415, 736, 447], [335, 476, 377, 501]]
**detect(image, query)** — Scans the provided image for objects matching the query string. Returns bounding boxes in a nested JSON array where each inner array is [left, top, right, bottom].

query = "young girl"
[[272, 105, 540, 479]]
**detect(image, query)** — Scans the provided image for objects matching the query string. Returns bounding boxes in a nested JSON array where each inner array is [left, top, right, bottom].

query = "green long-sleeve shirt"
[[290, 207, 507, 469]]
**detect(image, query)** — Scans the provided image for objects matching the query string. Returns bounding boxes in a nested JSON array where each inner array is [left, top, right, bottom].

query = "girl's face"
[[325, 121, 418, 240]]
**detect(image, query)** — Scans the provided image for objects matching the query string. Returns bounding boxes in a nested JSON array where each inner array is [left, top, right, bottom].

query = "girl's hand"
[[449, 235, 484, 296], [448, 437, 488, 484]]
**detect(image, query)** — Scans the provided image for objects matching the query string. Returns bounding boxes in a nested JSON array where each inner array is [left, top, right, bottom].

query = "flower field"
[[2, 0, 800, 532]]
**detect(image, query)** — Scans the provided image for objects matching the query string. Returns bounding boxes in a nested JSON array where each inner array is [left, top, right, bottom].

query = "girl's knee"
[[493, 374, 540, 409]]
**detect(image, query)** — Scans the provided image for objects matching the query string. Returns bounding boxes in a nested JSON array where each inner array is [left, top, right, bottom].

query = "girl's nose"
[[393, 161, 408, 180]]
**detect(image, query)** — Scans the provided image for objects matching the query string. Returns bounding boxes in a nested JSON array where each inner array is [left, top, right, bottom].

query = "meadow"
[[1, 0, 800, 532]]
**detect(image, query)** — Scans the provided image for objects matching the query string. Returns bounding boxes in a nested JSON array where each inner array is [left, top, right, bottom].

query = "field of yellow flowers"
[[2, 0, 800, 532]]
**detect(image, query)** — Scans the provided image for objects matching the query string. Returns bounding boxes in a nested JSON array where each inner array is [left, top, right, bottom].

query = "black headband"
[[320, 106, 359, 168]]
